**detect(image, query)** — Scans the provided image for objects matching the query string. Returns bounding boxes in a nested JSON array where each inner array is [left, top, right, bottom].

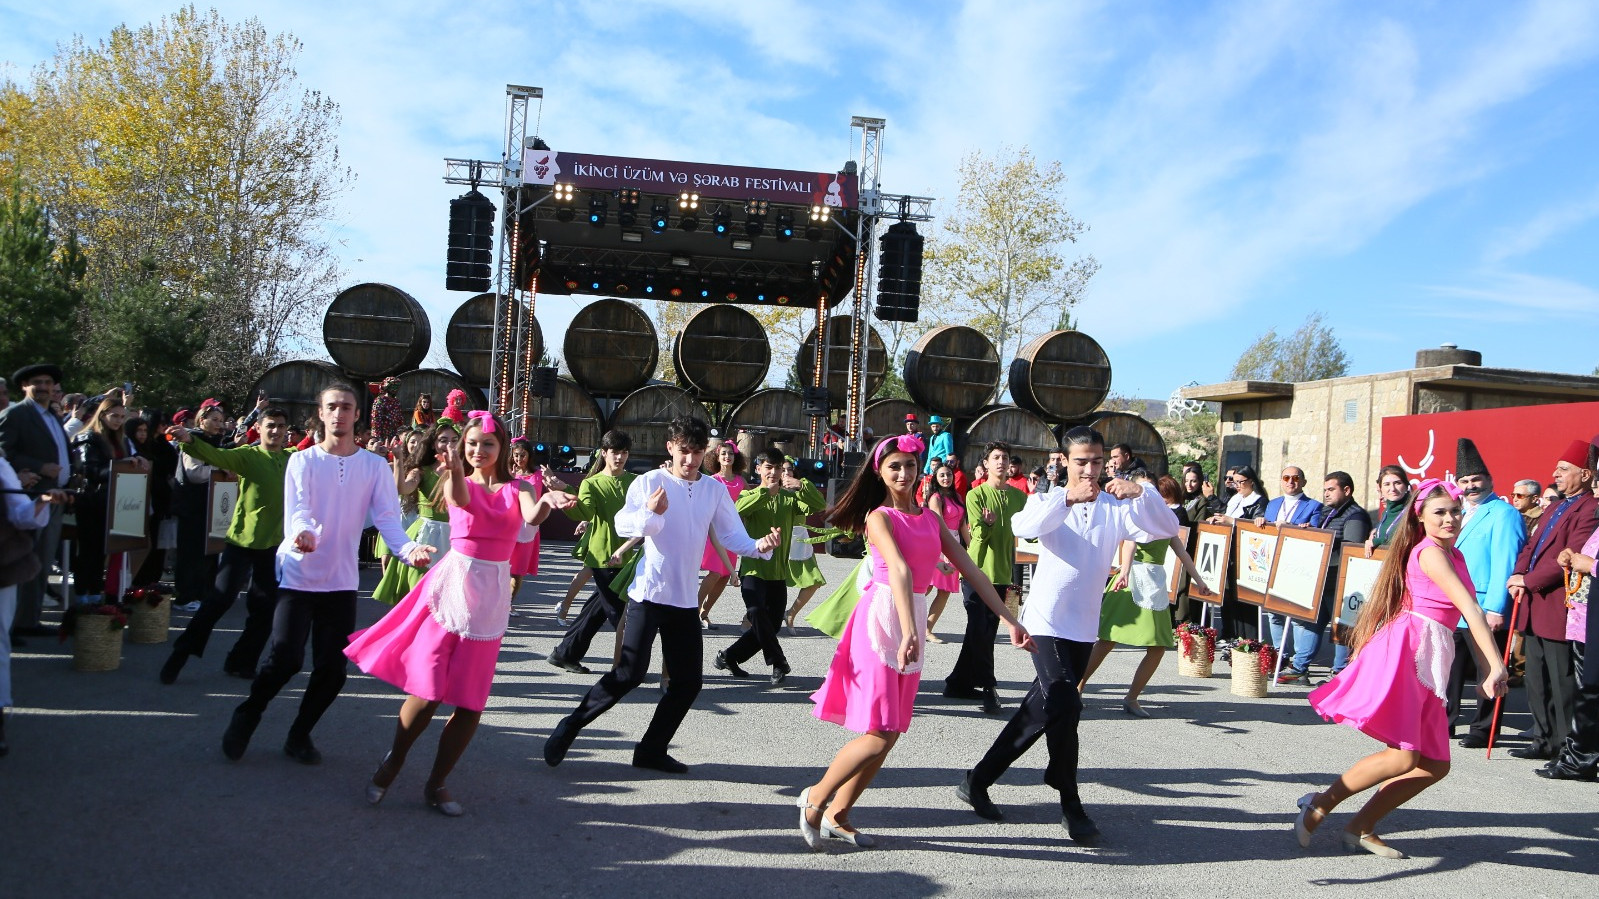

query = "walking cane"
[[1485, 588, 1524, 761]]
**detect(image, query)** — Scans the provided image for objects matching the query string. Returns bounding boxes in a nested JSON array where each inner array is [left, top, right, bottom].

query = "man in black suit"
[[0, 364, 71, 638]]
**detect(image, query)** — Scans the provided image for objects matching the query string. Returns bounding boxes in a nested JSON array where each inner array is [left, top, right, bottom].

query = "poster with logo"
[[1335, 545, 1388, 630], [1188, 523, 1231, 606], [1233, 520, 1279, 606], [206, 471, 240, 555], [106, 460, 151, 553], [1265, 525, 1335, 622]]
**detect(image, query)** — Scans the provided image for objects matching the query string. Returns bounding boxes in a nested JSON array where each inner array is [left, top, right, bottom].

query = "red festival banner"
[[1380, 401, 1599, 490], [520, 148, 857, 210]]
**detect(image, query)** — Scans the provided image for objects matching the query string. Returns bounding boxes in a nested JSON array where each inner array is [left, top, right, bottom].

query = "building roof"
[[1182, 364, 1599, 404], [1179, 380, 1295, 403]]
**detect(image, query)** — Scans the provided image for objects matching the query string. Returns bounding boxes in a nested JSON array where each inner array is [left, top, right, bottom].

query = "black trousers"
[[236, 589, 357, 739], [71, 507, 109, 597], [1445, 628, 1510, 740], [970, 636, 1093, 806], [1523, 633, 1576, 753], [553, 567, 625, 663], [566, 601, 701, 759], [724, 575, 788, 669], [173, 484, 217, 604], [945, 581, 1001, 692], [172, 544, 278, 671]]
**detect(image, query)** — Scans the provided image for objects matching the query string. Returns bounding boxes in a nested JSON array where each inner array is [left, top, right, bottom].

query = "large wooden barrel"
[[797, 316, 887, 407], [565, 299, 658, 397], [389, 369, 485, 421], [904, 326, 1000, 417], [673, 305, 770, 402], [322, 283, 431, 381], [961, 405, 1059, 473], [1008, 330, 1112, 422], [250, 360, 347, 431], [446, 293, 542, 387], [863, 398, 929, 443], [724, 389, 810, 458], [608, 384, 705, 466], [1082, 411, 1169, 476], [525, 376, 603, 454]]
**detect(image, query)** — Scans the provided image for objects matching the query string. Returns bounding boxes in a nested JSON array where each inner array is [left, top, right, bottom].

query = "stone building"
[[1181, 345, 1599, 508]]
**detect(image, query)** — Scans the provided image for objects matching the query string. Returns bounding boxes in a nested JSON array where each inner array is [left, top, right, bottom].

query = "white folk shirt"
[[276, 446, 418, 593], [616, 468, 771, 609], [1012, 486, 1180, 642]]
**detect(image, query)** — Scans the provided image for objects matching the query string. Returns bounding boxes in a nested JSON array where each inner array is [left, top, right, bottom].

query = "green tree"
[[1229, 311, 1351, 382], [0, 5, 347, 401], [922, 146, 1099, 362], [1157, 411, 1220, 483], [0, 180, 86, 380], [76, 259, 209, 410]]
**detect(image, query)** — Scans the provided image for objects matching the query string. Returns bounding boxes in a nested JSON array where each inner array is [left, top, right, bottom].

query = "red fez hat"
[[1557, 438, 1591, 469], [904, 413, 918, 422]]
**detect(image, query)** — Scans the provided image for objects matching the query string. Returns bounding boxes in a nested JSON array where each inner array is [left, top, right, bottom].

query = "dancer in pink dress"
[[696, 443, 745, 628], [347, 412, 575, 816], [797, 434, 1032, 850], [923, 462, 968, 643], [1296, 479, 1508, 858]]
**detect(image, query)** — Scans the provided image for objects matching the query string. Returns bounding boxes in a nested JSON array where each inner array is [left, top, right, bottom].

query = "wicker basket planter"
[[1177, 634, 1214, 678], [1230, 648, 1269, 698], [127, 598, 172, 644], [73, 617, 125, 672]]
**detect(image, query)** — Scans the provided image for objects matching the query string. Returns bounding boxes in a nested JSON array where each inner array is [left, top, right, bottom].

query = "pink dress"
[[699, 473, 744, 575], [1309, 537, 1469, 761], [345, 478, 525, 711], [508, 471, 544, 577], [812, 506, 941, 734], [930, 495, 964, 593]]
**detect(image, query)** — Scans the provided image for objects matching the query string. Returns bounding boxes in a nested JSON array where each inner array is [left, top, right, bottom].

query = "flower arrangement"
[[58, 602, 129, 639], [1175, 622, 1218, 664], [1225, 637, 1279, 678], [122, 586, 167, 608]]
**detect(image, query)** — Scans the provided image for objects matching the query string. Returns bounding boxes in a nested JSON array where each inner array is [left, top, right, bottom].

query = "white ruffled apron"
[[1406, 610, 1455, 703], [865, 578, 930, 674], [425, 550, 512, 641]]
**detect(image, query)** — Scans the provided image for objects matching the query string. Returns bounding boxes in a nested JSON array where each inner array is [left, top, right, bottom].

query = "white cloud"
[[1486, 184, 1599, 264]]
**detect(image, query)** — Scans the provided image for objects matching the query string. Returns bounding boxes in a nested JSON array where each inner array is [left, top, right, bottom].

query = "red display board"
[[1380, 401, 1599, 489]]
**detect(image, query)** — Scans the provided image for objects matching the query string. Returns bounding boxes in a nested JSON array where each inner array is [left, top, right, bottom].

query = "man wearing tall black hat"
[[0, 364, 70, 640], [1505, 438, 1597, 760], [1446, 438, 1529, 748], [1540, 436, 1599, 782]]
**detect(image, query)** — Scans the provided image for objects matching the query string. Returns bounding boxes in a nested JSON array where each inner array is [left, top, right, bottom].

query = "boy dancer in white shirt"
[[956, 426, 1179, 844], [222, 384, 433, 763], [544, 417, 781, 773]]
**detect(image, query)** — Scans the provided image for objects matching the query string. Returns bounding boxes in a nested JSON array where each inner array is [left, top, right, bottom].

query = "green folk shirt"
[[564, 471, 638, 568], [735, 480, 825, 580], [966, 482, 1026, 586], [179, 439, 292, 550]]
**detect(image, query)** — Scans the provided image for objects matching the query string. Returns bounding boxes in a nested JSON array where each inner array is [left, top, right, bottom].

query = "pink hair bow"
[[1411, 477, 1462, 514], [467, 410, 498, 434], [871, 433, 925, 467]]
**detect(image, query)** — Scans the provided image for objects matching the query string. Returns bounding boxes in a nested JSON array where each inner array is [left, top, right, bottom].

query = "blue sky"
[[5, 0, 1598, 401]]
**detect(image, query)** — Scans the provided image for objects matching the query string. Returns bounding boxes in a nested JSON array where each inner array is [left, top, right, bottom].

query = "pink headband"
[[1412, 478, 1462, 514], [871, 433, 925, 467], [466, 410, 498, 434]]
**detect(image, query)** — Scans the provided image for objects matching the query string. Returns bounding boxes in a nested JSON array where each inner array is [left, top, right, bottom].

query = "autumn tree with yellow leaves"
[[0, 5, 348, 405]]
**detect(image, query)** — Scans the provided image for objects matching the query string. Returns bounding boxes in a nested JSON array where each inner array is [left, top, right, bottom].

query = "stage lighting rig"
[[743, 199, 768, 238], [617, 188, 640, 226], [678, 191, 700, 231], [588, 194, 607, 227], [775, 210, 794, 241], [553, 182, 576, 222], [806, 203, 830, 240], [650, 202, 669, 233], [712, 205, 732, 236]]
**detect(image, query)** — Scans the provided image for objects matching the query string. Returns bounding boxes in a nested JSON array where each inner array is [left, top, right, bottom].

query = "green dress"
[[372, 469, 448, 605], [1098, 541, 1175, 649]]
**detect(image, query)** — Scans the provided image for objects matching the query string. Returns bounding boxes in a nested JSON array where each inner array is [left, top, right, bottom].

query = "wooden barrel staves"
[[250, 360, 348, 431], [674, 305, 770, 402], [609, 384, 705, 466], [1083, 410, 1169, 476], [725, 389, 810, 458], [525, 376, 603, 454], [565, 299, 658, 397], [1008, 330, 1112, 422], [797, 316, 887, 407], [863, 398, 929, 443], [322, 283, 432, 381], [904, 326, 1001, 418], [390, 369, 485, 420], [446, 293, 543, 387], [960, 405, 1060, 474]]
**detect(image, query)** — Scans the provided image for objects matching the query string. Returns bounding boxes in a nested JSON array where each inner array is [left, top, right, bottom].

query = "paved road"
[[3, 549, 1594, 898]]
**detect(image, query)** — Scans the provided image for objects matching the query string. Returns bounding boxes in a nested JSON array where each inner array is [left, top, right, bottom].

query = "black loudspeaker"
[[529, 365, 558, 399], [446, 190, 495, 292], [795, 457, 830, 487], [838, 450, 867, 484], [802, 386, 830, 417], [874, 220, 923, 322]]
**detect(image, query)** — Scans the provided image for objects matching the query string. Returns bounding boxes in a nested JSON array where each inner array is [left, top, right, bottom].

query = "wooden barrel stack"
[[862, 398, 927, 444], [523, 377, 603, 454], [565, 299, 659, 398], [961, 405, 1060, 473], [903, 326, 1001, 419], [1082, 411, 1168, 476], [389, 369, 484, 417], [797, 316, 887, 407], [446, 293, 542, 387], [673, 305, 770, 402], [250, 360, 347, 430], [724, 389, 810, 458], [322, 283, 432, 381], [1008, 330, 1111, 422], [609, 384, 704, 467]]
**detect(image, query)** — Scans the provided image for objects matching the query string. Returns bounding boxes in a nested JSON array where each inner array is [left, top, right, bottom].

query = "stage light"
[[775, 210, 794, 241], [643, 274, 656, 295], [731, 238, 754, 251], [553, 183, 576, 222], [700, 288, 711, 298], [650, 202, 669, 233], [621, 230, 643, 243], [806, 204, 829, 240], [670, 255, 693, 267], [743, 199, 768, 238], [679, 207, 699, 231], [588, 195, 607, 227], [678, 191, 699, 211], [712, 206, 732, 236], [617, 188, 639, 227]]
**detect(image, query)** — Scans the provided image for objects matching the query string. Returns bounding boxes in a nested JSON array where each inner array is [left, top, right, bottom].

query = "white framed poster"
[[1189, 522, 1231, 605], [1265, 525, 1335, 622], [206, 470, 240, 554], [1335, 545, 1388, 629], [1233, 520, 1279, 606], [1162, 526, 1191, 596]]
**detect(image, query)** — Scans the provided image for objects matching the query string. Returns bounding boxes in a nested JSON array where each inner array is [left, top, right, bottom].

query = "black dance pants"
[[724, 575, 788, 669], [172, 544, 278, 672], [565, 601, 702, 759], [553, 567, 626, 663], [970, 636, 1093, 808], [945, 580, 1002, 693], [235, 589, 357, 739]]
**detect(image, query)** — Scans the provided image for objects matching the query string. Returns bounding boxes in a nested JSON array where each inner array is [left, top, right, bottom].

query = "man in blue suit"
[[1259, 466, 1325, 671], [1447, 438, 1528, 748]]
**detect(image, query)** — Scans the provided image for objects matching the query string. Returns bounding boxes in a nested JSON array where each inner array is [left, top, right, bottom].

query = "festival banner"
[[521, 149, 859, 210], [1381, 400, 1599, 492]]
